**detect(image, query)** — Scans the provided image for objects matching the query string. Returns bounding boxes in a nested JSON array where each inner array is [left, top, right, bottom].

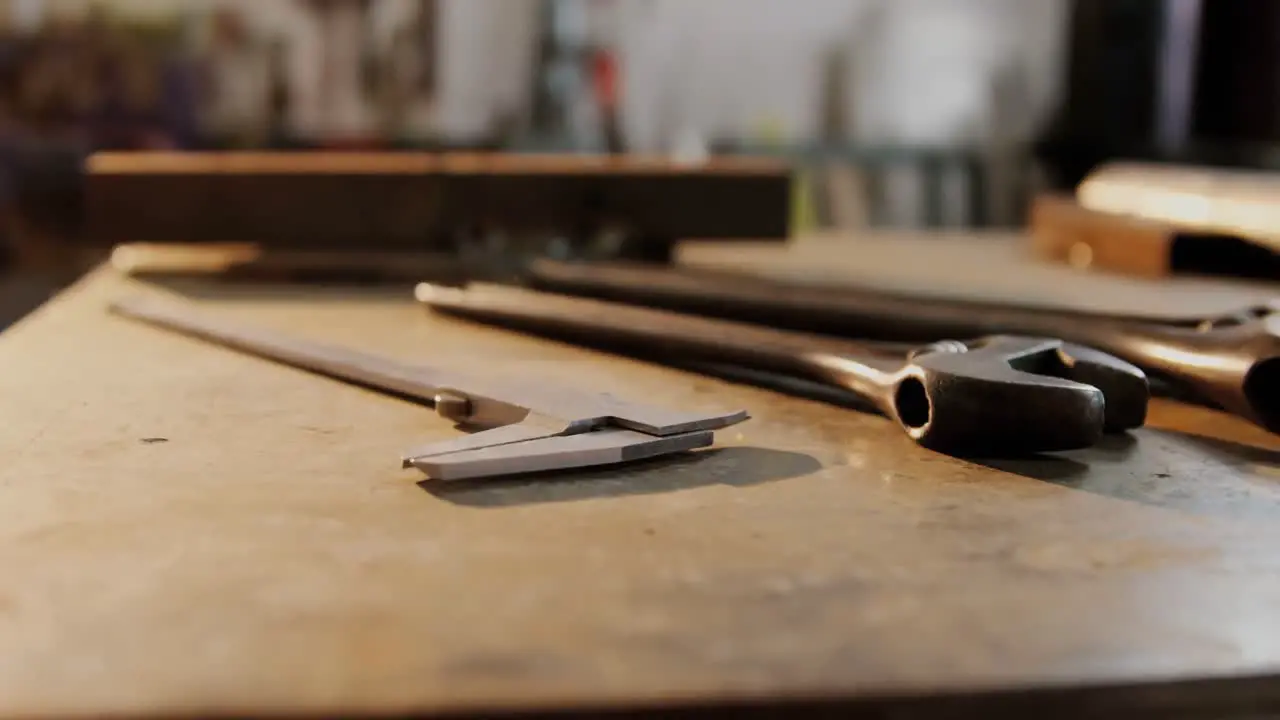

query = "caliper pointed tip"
[[402, 422, 563, 465], [408, 428, 717, 482]]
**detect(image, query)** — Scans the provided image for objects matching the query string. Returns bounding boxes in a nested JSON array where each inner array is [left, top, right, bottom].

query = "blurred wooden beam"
[[86, 152, 792, 256]]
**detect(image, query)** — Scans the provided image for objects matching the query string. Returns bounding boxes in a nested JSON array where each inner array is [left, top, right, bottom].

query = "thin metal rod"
[[110, 297, 449, 404], [417, 283, 901, 400]]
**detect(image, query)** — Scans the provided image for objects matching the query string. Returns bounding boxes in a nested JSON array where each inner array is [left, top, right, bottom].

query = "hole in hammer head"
[[1244, 357, 1280, 433], [894, 378, 931, 429]]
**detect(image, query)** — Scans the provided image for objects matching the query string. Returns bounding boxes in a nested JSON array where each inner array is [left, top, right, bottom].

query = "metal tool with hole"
[[528, 260, 1279, 433], [417, 283, 1148, 455], [109, 297, 748, 481]]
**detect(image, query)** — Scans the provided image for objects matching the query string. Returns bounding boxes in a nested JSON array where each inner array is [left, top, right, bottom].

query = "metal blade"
[[111, 297, 470, 404], [400, 418, 569, 467], [409, 428, 714, 481]]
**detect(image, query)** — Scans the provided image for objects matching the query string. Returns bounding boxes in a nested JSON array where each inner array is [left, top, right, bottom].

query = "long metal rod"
[[109, 297, 451, 404], [416, 282, 902, 394]]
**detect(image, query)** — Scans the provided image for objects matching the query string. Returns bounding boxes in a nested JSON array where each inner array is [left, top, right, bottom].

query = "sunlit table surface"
[[0, 232, 1277, 718]]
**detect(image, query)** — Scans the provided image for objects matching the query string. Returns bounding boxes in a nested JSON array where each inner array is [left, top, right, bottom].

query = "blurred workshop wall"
[[209, 0, 535, 143], [0, 0, 1072, 231], [430, 0, 535, 140], [0, 0, 535, 142], [0, 0, 1072, 329], [615, 0, 1066, 151], [605, 0, 1069, 229], [235, 0, 535, 142], [0, 0, 1068, 168], [614, 0, 862, 151]]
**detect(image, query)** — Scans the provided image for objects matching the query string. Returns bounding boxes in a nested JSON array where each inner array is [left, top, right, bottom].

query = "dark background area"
[[0, 0, 1279, 326]]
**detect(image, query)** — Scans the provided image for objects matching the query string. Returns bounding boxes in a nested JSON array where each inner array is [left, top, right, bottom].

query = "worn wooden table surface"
[[2, 236, 1280, 717]]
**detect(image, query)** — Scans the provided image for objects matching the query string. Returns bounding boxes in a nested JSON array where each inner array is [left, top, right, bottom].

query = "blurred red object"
[[591, 49, 619, 111]]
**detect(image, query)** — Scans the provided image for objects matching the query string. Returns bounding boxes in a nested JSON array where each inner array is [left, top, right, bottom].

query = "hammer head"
[[896, 336, 1148, 455]]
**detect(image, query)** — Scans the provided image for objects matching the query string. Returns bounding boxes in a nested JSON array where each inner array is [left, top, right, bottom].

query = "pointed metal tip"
[[407, 428, 716, 482], [402, 422, 562, 466], [415, 282, 463, 304]]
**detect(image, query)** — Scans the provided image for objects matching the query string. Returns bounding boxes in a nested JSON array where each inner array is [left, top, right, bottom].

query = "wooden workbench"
[[2, 235, 1280, 718]]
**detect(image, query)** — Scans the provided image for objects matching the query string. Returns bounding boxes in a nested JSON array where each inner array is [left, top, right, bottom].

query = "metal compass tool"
[[110, 297, 748, 481]]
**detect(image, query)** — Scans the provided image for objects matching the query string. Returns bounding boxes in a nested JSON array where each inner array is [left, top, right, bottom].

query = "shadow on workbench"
[[423, 446, 822, 508], [0, 273, 63, 332], [977, 429, 1280, 520], [1161, 431, 1280, 467], [1144, 399, 1280, 462], [972, 433, 1131, 489], [134, 274, 424, 302]]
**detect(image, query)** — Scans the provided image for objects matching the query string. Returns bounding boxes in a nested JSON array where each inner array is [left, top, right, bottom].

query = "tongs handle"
[[416, 283, 904, 383]]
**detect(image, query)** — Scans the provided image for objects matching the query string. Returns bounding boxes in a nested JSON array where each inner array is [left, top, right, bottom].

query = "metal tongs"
[[417, 282, 1148, 455], [528, 259, 1279, 433]]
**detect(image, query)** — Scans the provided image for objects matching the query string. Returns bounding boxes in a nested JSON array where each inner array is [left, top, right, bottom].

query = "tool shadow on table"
[[131, 273, 425, 303], [1144, 398, 1280, 460], [1162, 431, 1280, 467], [979, 402, 1280, 520], [720, 358, 1280, 520], [972, 435, 1129, 489], [423, 445, 822, 508]]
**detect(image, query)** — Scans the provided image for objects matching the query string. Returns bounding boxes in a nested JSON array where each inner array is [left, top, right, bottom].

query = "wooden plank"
[[1029, 194, 1175, 277], [1078, 162, 1280, 254], [1027, 193, 1280, 280], [1, 245, 1279, 716], [1023, 163, 1280, 280], [679, 231, 1277, 321], [85, 152, 792, 250]]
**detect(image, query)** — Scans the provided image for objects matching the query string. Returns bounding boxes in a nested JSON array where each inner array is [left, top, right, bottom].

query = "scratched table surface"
[[2, 234, 1280, 718]]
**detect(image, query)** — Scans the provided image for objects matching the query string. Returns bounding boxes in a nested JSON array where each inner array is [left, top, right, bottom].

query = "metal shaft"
[[108, 298, 581, 430], [529, 260, 1280, 433], [418, 282, 903, 409], [110, 297, 458, 404]]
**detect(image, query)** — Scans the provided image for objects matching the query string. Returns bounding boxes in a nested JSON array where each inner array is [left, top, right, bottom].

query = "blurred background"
[[0, 0, 1276, 323]]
